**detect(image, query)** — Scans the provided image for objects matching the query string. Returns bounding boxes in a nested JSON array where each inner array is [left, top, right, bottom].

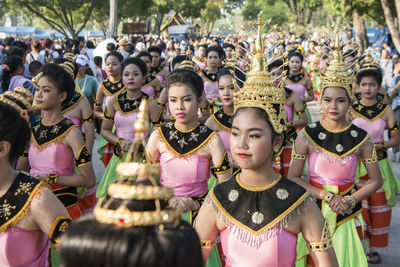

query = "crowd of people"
[[0, 16, 399, 267]]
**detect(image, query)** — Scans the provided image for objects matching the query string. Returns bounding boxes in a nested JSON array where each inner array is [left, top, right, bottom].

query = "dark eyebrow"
[[231, 126, 263, 132], [169, 95, 192, 98]]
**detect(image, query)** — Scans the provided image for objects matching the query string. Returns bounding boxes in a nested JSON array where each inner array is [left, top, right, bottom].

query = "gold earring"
[[274, 148, 281, 170], [320, 110, 324, 117]]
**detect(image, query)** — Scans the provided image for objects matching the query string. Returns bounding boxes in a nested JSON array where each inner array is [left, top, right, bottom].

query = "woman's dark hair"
[[356, 68, 383, 86], [165, 68, 204, 98], [33, 41, 42, 51], [137, 51, 152, 61], [267, 59, 284, 73], [105, 51, 123, 63], [0, 102, 31, 162], [205, 46, 222, 58], [235, 107, 279, 139], [288, 51, 303, 62], [1, 55, 24, 91], [11, 41, 28, 53], [198, 44, 208, 50], [40, 63, 75, 104], [171, 55, 187, 69], [29, 61, 43, 75], [223, 43, 235, 50], [121, 57, 147, 77], [59, 180, 203, 267], [94, 56, 102, 67], [148, 45, 162, 56], [86, 41, 95, 49], [44, 39, 53, 49], [8, 47, 25, 58], [393, 57, 400, 67], [217, 66, 246, 89], [106, 42, 116, 52], [343, 49, 356, 60]]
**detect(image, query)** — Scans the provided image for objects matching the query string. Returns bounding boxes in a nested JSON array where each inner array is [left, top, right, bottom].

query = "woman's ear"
[[59, 91, 68, 104], [273, 133, 284, 152], [0, 140, 11, 161]]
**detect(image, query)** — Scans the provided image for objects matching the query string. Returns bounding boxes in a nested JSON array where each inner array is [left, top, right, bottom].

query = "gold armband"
[[287, 121, 294, 128], [323, 191, 334, 204], [103, 107, 113, 120], [389, 120, 399, 133], [211, 152, 231, 176], [49, 215, 72, 244], [362, 145, 378, 164], [46, 174, 58, 184], [200, 102, 211, 113], [201, 240, 215, 249], [307, 220, 332, 252], [83, 111, 94, 122], [157, 100, 166, 108], [94, 101, 101, 108], [291, 144, 306, 160], [74, 145, 92, 167], [297, 108, 305, 116]]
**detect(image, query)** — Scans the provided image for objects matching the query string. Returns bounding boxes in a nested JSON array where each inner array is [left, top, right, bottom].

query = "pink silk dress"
[[64, 116, 82, 129], [204, 81, 219, 100], [286, 84, 306, 100], [114, 110, 140, 141], [220, 226, 297, 267], [141, 85, 155, 98], [218, 131, 231, 158], [352, 117, 386, 144], [0, 228, 49, 267], [160, 152, 211, 197], [194, 58, 207, 70]]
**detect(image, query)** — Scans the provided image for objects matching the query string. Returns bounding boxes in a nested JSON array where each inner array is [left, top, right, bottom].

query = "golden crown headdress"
[[63, 52, 75, 62], [178, 46, 199, 72], [319, 29, 353, 98], [59, 61, 75, 78], [359, 53, 380, 72], [233, 15, 287, 134], [0, 87, 33, 121], [94, 100, 180, 229]]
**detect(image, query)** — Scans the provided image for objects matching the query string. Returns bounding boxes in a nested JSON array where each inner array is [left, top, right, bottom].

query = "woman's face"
[[225, 47, 234, 59], [359, 76, 379, 100], [150, 52, 160, 67], [140, 56, 151, 75], [35, 76, 66, 110], [105, 56, 122, 77], [289, 56, 302, 72], [198, 47, 206, 58], [270, 66, 282, 87], [218, 75, 234, 107], [231, 108, 281, 170], [122, 64, 145, 91], [321, 87, 350, 121], [168, 83, 200, 125], [207, 51, 220, 68]]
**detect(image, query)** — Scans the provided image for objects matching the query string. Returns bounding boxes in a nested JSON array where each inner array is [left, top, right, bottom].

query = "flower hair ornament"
[[233, 15, 287, 134], [0, 87, 33, 121], [94, 100, 181, 230]]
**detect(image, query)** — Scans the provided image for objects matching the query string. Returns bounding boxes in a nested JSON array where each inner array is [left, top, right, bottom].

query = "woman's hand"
[[169, 197, 199, 213], [328, 195, 348, 215], [120, 139, 132, 152]]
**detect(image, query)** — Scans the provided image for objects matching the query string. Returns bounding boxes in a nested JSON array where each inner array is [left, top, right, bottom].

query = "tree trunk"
[[382, 0, 400, 52], [108, 0, 117, 38], [154, 14, 164, 36], [352, 10, 368, 55]]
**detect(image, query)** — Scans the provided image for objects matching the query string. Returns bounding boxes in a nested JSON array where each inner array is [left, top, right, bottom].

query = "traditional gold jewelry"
[[307, 220, 333, 251], [287, 121, 294, 128], [201, 240, 215, 249], [297, 108, 305, 116], [116, 162, 160, 176], [362, 146, 378, 164], [157, 100, 166, 108], [116, 138, 123, 147], [320, 110, 324, 117], [291, 144, 306, 160], [344, 195, 356, 210], [200, 102, 211, 113], [108, 183, 173, 200], [94, 199, 181, 228], [46, 174, 59, 184], [233, 15, 287, 134], [380, 142, 387, 150], [94, 102, 101, 108], [319, 29, 353, 99], [31, 72, 43, 85], [323, 191, 334, 204], [59, 61, 75, 78], [359, 53, 380, 72]]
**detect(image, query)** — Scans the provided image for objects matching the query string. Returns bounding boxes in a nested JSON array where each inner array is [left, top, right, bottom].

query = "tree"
[[108, 0, 117, 37], [5, 0, 99, 38], [381, 0, 400, 53], [242, 0, 288, 27]]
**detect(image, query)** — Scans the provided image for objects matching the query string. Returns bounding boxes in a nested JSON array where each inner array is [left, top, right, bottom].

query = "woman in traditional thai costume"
[[201, 46, 223, 109], [138, 51, 162, 98], [193, 44, 208, 70], [350, 66, 400, 264], [0, 100, 72, 267], [148, 45, 169, 86], [195, 18, 338, 267], [96, 58, 165, 200], [268, 59, 307, 177], [288, 33, 383, 267], [17, 64, 96, 221], [94, 51, 125, 167], [284, 51, 314, 124]]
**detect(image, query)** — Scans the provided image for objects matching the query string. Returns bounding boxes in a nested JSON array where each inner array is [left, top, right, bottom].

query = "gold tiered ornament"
[[94, 99, 181, 229], [0, 87, 33, 121], [233, 15, 287, 134], [319, 29, 354, 99]]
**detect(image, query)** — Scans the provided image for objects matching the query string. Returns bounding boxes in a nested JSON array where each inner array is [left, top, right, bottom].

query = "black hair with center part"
[[121, 57, 147, 77], [206, 46, 222, 58], [217, 66, 246, 89], [148, 45, 162, 56], [267, 59, 284, 73], [40, 63, 75, 104], [105, 51, 123, 63], [356, 68, 383, 86], [223, 43, 235, 50], [0, 102, 31, 162], [171, 55, 188, 69], [1, 55, 24, 91], [165, 68, 204, 98], [288, 51, 304, 63]]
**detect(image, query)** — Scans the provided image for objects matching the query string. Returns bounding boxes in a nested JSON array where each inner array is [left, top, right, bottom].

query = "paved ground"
[[91, 101, 399, 266], [307, 101, 400, 267]]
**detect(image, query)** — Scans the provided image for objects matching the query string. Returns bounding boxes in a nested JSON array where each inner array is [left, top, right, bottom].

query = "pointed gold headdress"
[[0, 87, 33, 121], [319, 29, 353, 98], [178, 46, 199, 72], [233, 15, 287, 134], [94, 100, 180, 228], [359, 53, 380, 71]]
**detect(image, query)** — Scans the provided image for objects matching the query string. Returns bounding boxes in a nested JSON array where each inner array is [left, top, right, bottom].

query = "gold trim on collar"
[[62, 93, 83, 114], [320, 121, 352, 133], [350, 105, 389, 121], [236, 174, 282, 192], [212, 113, 231, 132]]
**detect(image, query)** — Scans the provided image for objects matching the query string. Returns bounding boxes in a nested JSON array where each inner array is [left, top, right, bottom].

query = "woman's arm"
[[305, 77, 314, 102], [93, 84, 105, 119], [291, 93, 308, 127], [380, 108, 400, 148], [209, 134, 231, 182], [80, 97, 95, 152]]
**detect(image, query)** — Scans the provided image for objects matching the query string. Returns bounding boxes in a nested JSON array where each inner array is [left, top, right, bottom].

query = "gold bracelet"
[[200, 240, 215, 249], [157, 100, 166, 108], [344, 195, 356, 210], [288, 121, 294, 128], [290, 144, 306, 160], [307, 220, 333, 252], [46, 174, 59, 184], [381, 142, 387, 150], [362, 145, 378, 164], [323, 191, 334, 204], [116, 138, 123, 147]]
